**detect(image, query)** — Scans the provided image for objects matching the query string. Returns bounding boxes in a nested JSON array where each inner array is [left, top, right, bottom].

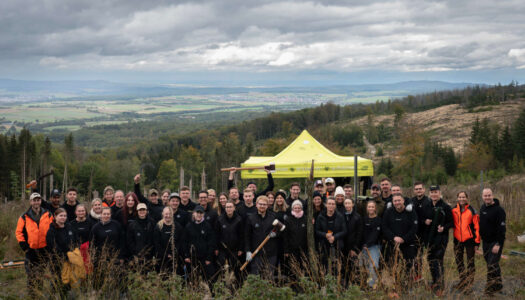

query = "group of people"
[[15, 171, 506, 296]]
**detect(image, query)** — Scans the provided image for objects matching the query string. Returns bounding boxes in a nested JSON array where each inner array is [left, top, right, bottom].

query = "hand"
[[264, 168, 271, 174], [184, 258, 191, 263], [312, 218, 315, 225], [205, 260, 211, 265], [325, 232, 333, 239], [425, 219, 432, 225], [474, 246, 478, 252], [215, 250, 219, 256], [269, 231, 277, 238], [437, 225, 444, 233], [229, 168, 236, 180], [237, 251, 243, 257], [28, 180, 37, 188], [246, 252, 252, 261], [394, 237, 404, 244], [167, 254, 172, 259], [492, 244, 500, 254], [350, 250, 357, 257], [134, 174, 141, 184], [284, 253, 289, 257], [328, 236, 335, 244]]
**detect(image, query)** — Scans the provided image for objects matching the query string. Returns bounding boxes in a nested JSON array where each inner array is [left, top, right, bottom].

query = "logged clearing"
[[352, 99, 525, 153]]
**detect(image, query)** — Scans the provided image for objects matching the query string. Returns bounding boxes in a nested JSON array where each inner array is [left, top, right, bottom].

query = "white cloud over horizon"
[[1, 0, 525, 82]]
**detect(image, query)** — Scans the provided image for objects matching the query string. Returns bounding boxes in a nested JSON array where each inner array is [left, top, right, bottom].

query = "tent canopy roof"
[[241, 130, 374, 179]]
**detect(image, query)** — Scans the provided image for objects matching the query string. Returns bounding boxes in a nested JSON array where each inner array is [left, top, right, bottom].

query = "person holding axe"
[[244, 195, 281, 275]]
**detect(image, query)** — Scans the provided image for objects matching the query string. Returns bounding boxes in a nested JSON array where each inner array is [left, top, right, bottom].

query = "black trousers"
[[453, 238, 476, 290], [186, 256, 216, 283], [217, 249, 243, 284], [428, 243, 446, 289], [24, 249, 47, 298], [482, 242, 503, 294]]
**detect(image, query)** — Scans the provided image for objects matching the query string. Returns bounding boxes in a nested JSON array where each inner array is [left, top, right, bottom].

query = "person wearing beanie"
[[334, 186, 346, 214]]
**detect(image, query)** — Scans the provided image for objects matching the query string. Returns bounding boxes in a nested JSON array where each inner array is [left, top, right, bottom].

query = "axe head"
[[264, 163, 276, 172], [272, 219, 286, 232]]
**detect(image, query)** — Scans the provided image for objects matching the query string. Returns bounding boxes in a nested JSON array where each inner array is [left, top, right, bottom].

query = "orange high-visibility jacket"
[[452, 203, 480, 244], [15, 208, 54, 250]]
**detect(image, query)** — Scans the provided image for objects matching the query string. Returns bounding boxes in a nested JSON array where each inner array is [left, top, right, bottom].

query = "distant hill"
[[0, 78, 478, 100]]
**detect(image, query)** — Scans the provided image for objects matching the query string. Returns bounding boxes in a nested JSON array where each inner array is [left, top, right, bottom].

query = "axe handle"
[[240, 233, 272, 271], [221, 166, 266, 172]]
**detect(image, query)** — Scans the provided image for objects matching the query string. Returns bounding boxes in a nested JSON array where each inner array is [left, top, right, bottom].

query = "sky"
[[1, 0, 524, 85]]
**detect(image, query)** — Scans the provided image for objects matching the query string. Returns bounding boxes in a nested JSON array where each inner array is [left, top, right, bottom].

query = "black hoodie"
[[46, 223, 78, 257], [479, 198, 506, 246], [126, 217, 156, 258], [216, 212, 244, 253]]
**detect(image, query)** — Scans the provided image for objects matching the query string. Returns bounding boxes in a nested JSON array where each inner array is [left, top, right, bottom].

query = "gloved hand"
[[269, 231, 277, 238], [246, 251, 252, 261]]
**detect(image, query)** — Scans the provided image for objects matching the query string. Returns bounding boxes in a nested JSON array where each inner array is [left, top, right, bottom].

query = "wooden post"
[[49, 166, 54, 195], [306, 160, 316, 266], [179, 166, 185, 191], [201, 167, 207, 190]]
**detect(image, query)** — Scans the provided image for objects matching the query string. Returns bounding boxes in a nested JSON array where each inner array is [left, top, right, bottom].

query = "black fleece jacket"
[[90, 220, 125, 258], [284, 214, 308, 254], [183, 220, 217, 261], [382, 207, 418, 244], [315, 211, 347, 251], [126, 217, 156, 257], [343, 210, 363, 253], [153, 221, 183, 260], [46, 223, 78, 257], [244, 211, 280, 257], [362, 216, 382, 248], [216, 212, 244, 253], [479, 198, 506, 246], [70, 218, 95, 244]]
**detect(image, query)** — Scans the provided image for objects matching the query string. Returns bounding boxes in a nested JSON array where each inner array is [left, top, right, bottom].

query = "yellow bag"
[[61, 248, 87, 287]]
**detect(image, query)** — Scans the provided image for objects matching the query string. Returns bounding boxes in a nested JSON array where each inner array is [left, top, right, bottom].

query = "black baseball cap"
[[429, 185, 440, 191], [194, 205, 205, 213], [371, 183, 380, 190], [51, 189, 61, 197]]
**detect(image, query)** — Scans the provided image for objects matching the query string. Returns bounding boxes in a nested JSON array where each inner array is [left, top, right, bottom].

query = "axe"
[[240, 219, 285, 271], [221, 163, 275, 172]]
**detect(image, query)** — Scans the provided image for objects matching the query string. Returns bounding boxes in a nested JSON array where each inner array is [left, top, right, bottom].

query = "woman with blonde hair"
[[153, 206, 183, 275], [89, 198, 103, 222]]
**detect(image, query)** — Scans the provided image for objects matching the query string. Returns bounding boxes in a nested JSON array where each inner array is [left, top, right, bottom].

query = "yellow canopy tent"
[[241, 130, 374, 179]]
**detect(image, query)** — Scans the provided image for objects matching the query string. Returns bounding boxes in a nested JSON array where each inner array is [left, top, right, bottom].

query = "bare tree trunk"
[[306, 160, 316, 264], [179, 167, 184, 191], [21, 146, 26, 201], [201, 167, 207, 190]]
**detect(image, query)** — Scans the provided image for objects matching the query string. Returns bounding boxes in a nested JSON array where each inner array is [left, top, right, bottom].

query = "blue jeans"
[[361, 245, 380, 287]]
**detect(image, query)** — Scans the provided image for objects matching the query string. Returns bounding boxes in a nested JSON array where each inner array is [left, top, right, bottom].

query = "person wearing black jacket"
[[410, 181, 430, 280], [422, 185, 453, 295], [286, 182, 306, 209], [168, 193, 190, 227], [154, 206, 184, 275], [70, 204, 95, 245], [244, 196, 280, 275], [46, 208, 78, 296], [127, 203, 156, 269], [479, 188, 506, 295], [198, 190, 218, 228], [133, 174, 164, 222], [90, 207, 125, 263], [284, 200, 308, 278], [382, 194, 418, 282], [315, 198, 347, 270], [228, 168, 274, 200], [361, 201, 382, 288], [179, 186, 197, 213], [61, 188, 79, 222], [216, 201, 244, 281], [27, 180, 62, 216], [237, 189, 257, 219], [343, 198, 362, 285], [183, 206, 217, 283]]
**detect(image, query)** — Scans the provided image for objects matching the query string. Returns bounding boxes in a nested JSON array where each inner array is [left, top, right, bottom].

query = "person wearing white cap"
[[334, 186, 346, 214], [324, 178, 336, 197], [127, 203, 156, 269]]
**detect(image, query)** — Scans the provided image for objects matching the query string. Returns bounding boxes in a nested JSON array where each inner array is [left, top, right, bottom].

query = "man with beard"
[[134, 174, 164, 222], [228, 168, 274, 200]]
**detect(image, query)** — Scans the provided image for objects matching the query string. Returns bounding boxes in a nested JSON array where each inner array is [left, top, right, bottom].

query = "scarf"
[[90, 209, 101, 220], [291, 210, 304, 218]]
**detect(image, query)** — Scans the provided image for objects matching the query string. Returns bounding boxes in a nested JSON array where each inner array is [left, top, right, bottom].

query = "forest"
[[0, 82, 524, 201]]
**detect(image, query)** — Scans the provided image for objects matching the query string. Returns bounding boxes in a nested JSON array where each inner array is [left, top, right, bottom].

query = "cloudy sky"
[[1, 0, 524, 85]]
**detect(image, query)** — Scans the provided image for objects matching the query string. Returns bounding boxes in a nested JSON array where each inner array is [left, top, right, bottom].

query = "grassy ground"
[[2, 177, 525, 299]]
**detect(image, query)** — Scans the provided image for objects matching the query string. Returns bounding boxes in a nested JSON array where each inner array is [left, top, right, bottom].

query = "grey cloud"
[[0, 0, 524, 74]]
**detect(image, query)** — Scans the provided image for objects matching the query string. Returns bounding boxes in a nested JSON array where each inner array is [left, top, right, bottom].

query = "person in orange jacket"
[[15, 192, 54, 297], [451, 191, 480, 294]]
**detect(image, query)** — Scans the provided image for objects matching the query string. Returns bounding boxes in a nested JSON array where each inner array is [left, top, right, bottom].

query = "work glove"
[[246, 251, 252, 261], [269, 231, 277, 238]]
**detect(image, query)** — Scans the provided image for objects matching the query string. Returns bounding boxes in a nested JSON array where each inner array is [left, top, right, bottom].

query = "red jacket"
[[452, 203, 480, 244]]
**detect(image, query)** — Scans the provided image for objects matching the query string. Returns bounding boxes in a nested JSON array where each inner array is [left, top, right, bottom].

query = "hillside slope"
[[352, 99, 525, 154]]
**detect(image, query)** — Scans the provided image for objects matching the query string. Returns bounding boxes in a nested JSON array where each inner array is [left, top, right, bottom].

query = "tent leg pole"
[[354, 155, 359, 198]]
